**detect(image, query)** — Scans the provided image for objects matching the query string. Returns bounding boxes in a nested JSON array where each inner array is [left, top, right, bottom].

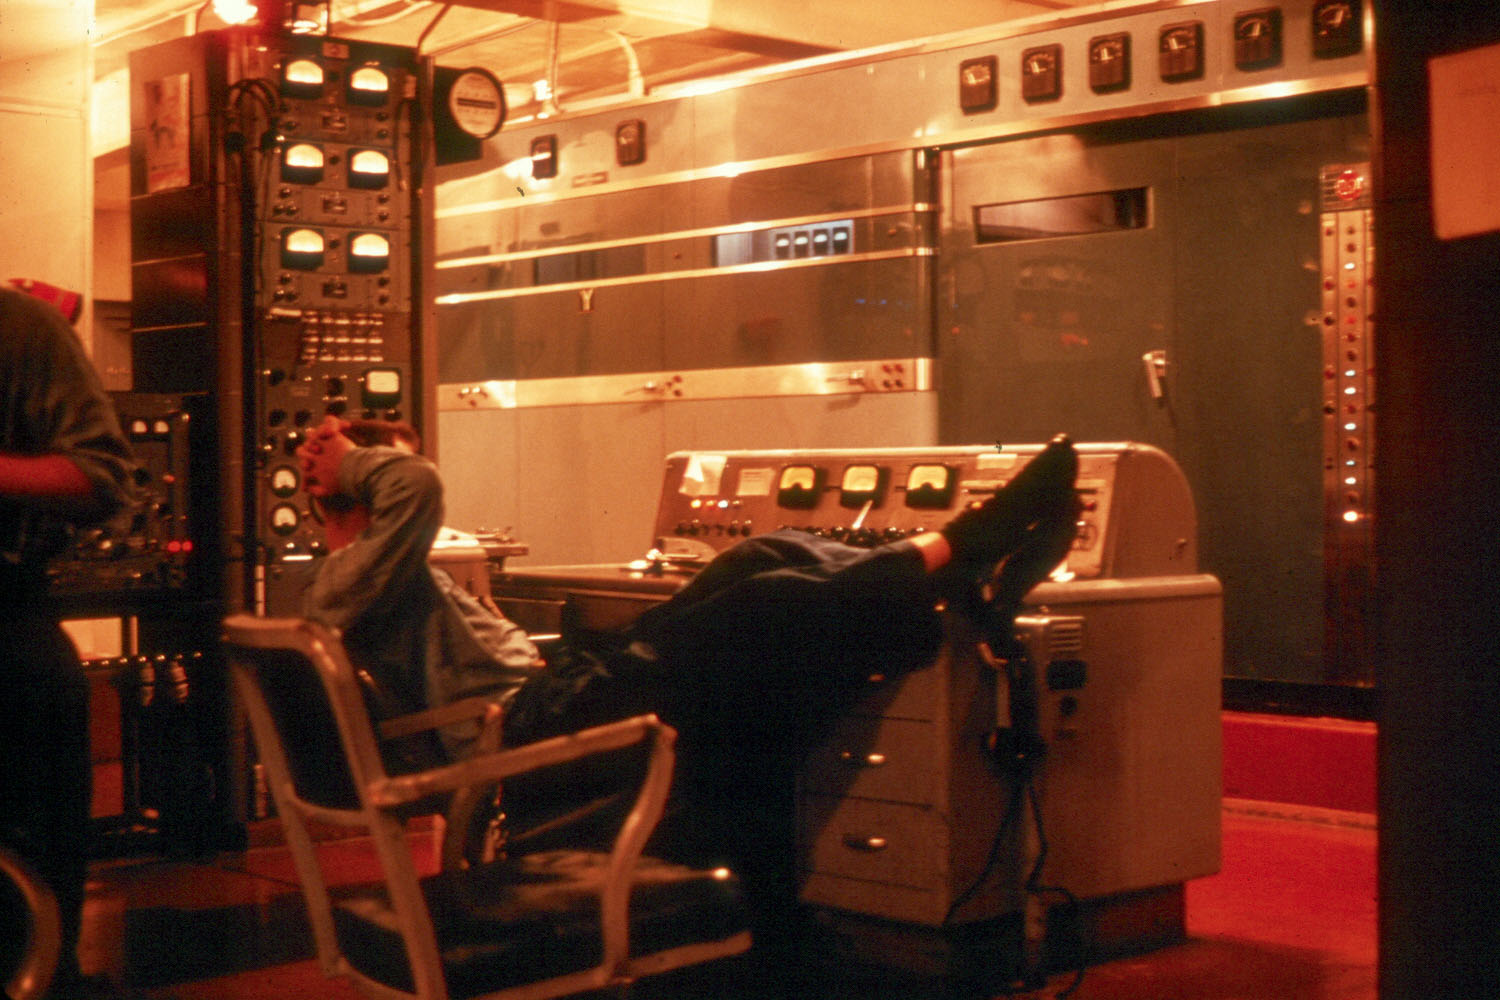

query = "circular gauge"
[[269, 465, 300, 498], [446, 67, 506, 140], [270, 503, 300, 536]]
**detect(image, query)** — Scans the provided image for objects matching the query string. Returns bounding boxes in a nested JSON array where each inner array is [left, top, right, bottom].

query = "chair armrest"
[[374, 714, 679, 976], [376, 695, 501, 742], [367, 713, 673, 809], [1, 847, 60, 1000]]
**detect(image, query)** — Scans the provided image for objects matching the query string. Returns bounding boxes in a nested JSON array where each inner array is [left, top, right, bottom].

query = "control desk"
[[491, 442, 1222, 964]]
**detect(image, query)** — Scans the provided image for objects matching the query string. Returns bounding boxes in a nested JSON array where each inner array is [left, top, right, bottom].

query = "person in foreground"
[[0, 285, 138, 1000], [294, 416, 1079, 962]]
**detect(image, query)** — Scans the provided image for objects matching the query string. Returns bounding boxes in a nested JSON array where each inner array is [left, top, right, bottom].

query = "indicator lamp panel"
[[1318, 162, 1374, 534]]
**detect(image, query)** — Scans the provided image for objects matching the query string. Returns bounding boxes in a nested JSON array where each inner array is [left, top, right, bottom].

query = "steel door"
[[937, 105, 1371, 685], [938, 134, 1176, 453]]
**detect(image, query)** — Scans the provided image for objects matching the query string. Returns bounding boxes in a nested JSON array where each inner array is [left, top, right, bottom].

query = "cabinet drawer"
[[849, 662, 940, 720], [801, 715, 938, 805], [799, 795, 948, 891]]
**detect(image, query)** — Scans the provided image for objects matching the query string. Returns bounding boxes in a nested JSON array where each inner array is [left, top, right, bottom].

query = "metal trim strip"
[[434, 246, 931, 305], [439, 74, 1367, 214], [439, 358, 934, 410], [435, 204, 931, 268], [130, 252, 209, 267]]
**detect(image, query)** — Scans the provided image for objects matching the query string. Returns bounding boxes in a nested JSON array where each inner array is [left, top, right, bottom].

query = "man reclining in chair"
[[295, 416, 1079, 963]]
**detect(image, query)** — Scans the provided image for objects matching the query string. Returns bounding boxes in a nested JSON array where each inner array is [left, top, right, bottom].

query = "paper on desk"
[[678, 453, 726, 496]]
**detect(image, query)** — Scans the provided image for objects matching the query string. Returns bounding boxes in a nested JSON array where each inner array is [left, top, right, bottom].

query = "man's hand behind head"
[[297, 415, 355, 498]]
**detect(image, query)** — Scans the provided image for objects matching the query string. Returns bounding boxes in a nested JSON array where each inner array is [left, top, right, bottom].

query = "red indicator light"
[[1334, 169, 1365, 202]]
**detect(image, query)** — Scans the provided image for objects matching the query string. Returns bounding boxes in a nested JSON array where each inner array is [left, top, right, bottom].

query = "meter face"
[[839, 464, 888, 508], [270, 465, 300, 498], [270, 503, 300, 535], [777, 465, 823, 509], [904, 464, 957, 509], [779, 466, 817, 492]]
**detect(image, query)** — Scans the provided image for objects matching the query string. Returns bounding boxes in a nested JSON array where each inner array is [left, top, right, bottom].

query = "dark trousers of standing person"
[[0, 606, 93, 990]]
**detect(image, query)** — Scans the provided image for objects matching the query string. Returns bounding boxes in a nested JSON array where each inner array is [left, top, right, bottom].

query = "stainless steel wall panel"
[[460, 0, 1367, 209], [436, 389, 937, 566], [668, 256, 928, 371], [425, 405, 526, 541], [438, 280, 666, 382], [658, 390, 937, 459]]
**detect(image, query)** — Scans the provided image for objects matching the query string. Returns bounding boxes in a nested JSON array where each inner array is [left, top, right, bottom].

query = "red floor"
[[74, 801, 1376, 1000]]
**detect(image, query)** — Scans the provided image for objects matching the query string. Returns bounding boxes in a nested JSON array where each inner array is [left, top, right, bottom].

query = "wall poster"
[[143, 72, 191, 193]]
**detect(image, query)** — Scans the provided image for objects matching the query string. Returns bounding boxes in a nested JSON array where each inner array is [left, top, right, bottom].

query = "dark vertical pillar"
[[1372, 3, 1500, 995]]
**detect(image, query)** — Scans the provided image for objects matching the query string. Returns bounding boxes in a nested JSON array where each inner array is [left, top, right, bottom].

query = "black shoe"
[[940, 434, 1078, 571], [989, 482, 1084, 609]]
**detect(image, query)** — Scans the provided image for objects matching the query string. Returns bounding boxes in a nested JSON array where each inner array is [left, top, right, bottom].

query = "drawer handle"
[[842, 834, 889, 852], [837, 750, 887, 768]]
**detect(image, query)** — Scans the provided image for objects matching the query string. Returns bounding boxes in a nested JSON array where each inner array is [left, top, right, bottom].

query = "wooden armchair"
[[220, 614, 750, 1000]]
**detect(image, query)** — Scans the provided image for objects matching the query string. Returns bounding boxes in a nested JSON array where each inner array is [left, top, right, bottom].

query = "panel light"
[[347, 148, 391, 188], [347, 64, 391, 105], [348, 232, 391, 273], [281, 227, 326, 269], [281, 57, 325, 98], [281, 142, 325, 183]]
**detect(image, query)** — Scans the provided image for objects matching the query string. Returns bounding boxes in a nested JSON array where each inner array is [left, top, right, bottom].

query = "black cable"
[[943, 775, 1027, 927], [1020, 781, 1086, 999], [951, 610, 1091, 999]]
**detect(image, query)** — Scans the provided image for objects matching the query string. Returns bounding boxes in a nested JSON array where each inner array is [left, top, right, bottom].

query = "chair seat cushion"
[[330, 849, 747, 998]]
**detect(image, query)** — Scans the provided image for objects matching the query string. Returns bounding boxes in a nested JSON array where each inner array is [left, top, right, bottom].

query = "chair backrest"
[[220, 614, 447, 994], [222, 613, 751, 1000], [222, 615, 390, 813]]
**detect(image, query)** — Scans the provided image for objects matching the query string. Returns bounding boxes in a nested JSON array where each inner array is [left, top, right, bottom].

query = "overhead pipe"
[[543, 0, 562, 115]]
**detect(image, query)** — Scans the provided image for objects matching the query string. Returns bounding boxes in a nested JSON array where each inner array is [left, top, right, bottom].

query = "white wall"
[[0, 0, 93, 345]]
